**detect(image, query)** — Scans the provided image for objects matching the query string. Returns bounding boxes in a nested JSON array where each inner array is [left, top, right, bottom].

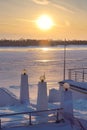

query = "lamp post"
[[61, 83, 73, 118], [37, 74, 48, 111], [20, 69, 29, 104], [63, 44, 66, 80]]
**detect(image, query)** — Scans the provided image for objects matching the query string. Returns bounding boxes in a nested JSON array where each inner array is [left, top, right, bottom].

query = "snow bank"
[[49, 88, 60, 103]]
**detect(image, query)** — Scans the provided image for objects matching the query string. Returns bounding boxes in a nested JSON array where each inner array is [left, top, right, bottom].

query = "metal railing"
[[68, 68, 87, 82], [0, 108, 63, 129], [73, 117, 86, 130]]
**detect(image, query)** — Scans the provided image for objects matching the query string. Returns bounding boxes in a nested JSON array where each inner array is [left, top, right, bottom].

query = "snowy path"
[[2, 122, 73, 130]]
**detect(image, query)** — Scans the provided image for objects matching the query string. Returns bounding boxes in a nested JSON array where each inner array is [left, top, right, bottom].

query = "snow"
[[0, 87, 87, 130], [2, 122, 73, 130], [0, 82, 87, 130], [0, 88, 19, 107], [59, 79, 87, 91], [49, 88, 60, 102]]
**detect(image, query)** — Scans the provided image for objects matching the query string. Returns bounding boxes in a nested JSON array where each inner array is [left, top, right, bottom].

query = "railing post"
[[68, 69, 71, 80], [56, 109, 64, 123], [56, 110, 60, 123], [82, 69, 84, 82], [0, 119, 1, 129], [29, 113, 32, 125], [56, 110, 59, 123], [75, 71, 77, 81]]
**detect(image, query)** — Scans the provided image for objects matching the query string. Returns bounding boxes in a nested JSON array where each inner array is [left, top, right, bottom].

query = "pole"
[[0, 119, 1, 129], [82, 69, 84, 82], [29, 113, 32, 125], [63, 44, 66, 80]]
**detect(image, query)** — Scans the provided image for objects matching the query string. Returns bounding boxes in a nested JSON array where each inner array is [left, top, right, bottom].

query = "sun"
[[36, 15, 54, 30]]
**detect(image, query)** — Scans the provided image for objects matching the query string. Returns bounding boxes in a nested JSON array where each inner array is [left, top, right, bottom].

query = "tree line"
[[0, 39, 87, 47]]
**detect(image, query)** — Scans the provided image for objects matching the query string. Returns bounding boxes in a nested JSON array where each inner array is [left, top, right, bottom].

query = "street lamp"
[[63, 43, 67, 80]]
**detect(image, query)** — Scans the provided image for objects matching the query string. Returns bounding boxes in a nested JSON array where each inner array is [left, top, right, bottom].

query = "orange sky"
[[0, 0, 87, 40]]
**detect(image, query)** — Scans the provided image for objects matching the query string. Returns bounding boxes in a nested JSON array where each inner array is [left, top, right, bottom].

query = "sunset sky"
[[0, 0, 87, 40]]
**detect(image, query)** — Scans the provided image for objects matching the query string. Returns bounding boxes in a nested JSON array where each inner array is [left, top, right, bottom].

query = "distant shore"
[[0, 39, 87, 47]]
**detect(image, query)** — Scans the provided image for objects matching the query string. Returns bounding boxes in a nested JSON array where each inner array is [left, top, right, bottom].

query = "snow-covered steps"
[[0, 87, 20, 107]]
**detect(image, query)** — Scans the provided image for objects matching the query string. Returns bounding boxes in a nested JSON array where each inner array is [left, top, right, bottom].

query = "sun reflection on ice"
[[41, 47, 49, 51]]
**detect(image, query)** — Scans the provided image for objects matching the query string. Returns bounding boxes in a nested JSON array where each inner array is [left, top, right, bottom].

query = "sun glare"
[[42, 47, 49, 51], [36, 15, 54, 30]]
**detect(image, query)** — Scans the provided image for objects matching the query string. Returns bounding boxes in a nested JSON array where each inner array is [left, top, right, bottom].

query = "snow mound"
[[49, 89, 60, 103]]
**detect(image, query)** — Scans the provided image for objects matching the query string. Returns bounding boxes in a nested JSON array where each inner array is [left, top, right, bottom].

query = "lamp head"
[[22, 69, 27, 75], [63, 83, 70, 91], [40, 73, 46, 82]]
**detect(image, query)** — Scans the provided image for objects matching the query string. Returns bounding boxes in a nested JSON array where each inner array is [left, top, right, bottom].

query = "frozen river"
[[0, 45, 87, 87]]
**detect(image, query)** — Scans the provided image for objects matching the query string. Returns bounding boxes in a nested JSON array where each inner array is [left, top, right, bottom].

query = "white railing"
[[68, 68, 87, 82], [0, 108, 63, 129]]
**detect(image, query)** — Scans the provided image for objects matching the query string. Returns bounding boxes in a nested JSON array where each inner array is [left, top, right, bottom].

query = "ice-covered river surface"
[[1, 45, 87, 87], [0, 45, 87, 121]]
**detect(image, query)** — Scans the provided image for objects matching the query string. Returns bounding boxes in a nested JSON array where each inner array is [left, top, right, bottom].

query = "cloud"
[[32, 0, 74, 14], [52, 3, 74, 14], [16, 18, 35, 23], [32, 0, 49, 5]]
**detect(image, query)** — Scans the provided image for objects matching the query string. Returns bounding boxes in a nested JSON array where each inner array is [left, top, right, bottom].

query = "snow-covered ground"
[[2, 122, 74, 130], [0, 84, 87, 129]]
